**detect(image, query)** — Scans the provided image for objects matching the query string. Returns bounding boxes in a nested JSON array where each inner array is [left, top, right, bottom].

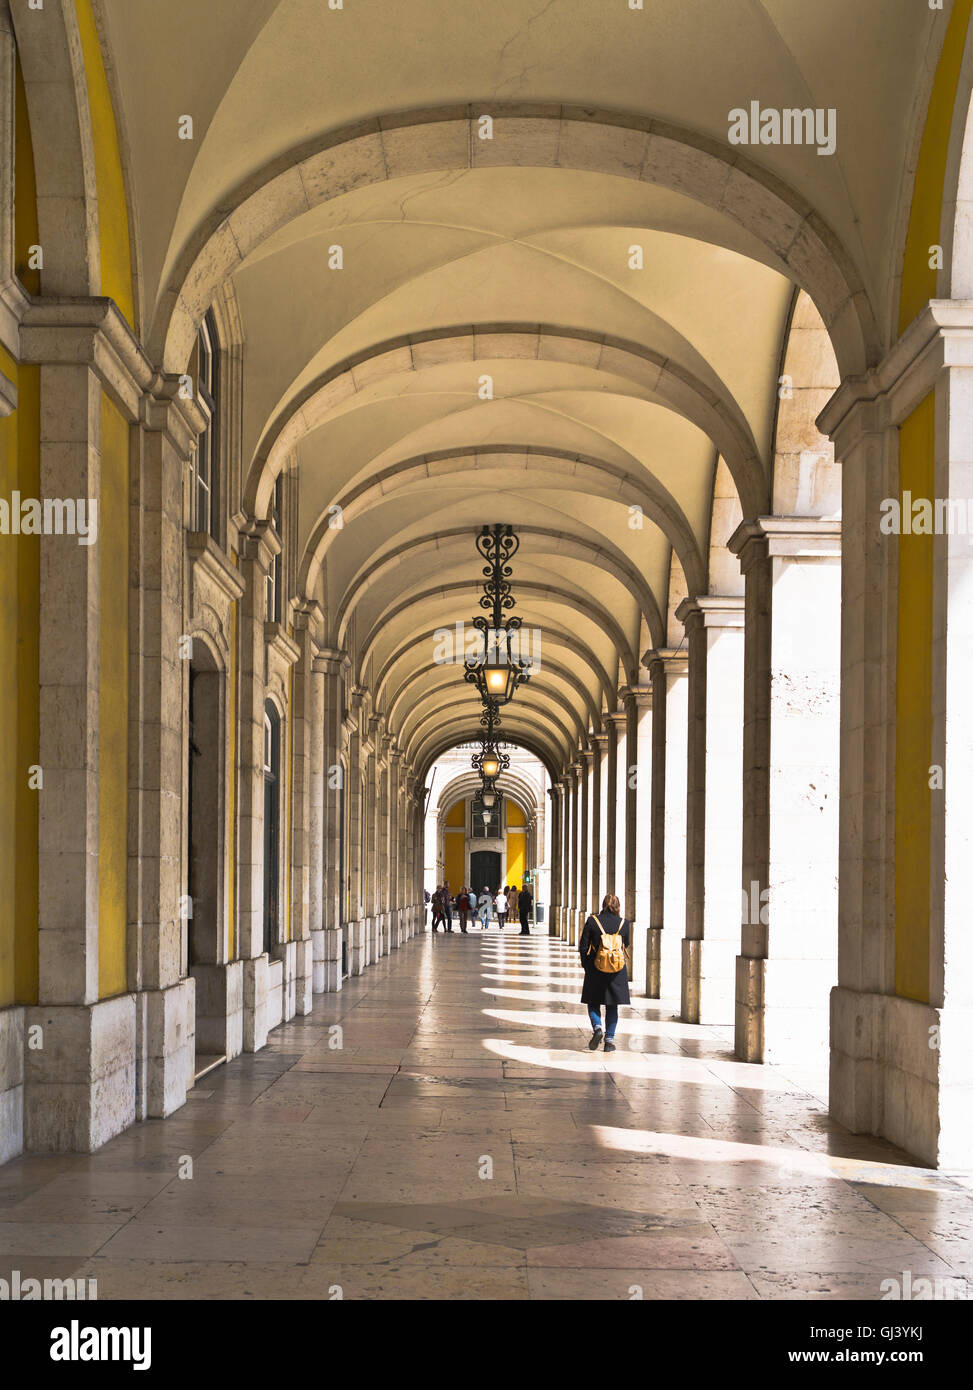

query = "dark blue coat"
[[579, 912, 631, 1005]]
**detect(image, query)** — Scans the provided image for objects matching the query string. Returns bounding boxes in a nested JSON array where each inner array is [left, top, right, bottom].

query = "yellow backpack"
[[590, 921, 628, 973]]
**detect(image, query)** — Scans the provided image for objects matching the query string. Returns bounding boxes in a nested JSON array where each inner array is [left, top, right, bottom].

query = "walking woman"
[[457, 886, 472, 933], [496, 886, 509, 931], [579, 893, 631, 1052], [506, 883, 519, 926]]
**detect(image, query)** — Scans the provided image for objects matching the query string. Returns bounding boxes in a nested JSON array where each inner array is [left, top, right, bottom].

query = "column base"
[[24, 995, 137, 1153], [138, 978, 196, 1118], [646, 928, 661, 998], [313, 927, 343, 992], [735, 956, 833, 1064], [647, 927, 685, 1001], [0, 1006, 24, 1165], [681, 938, 736, 1025], [242, 955, 270, 1052], [630, 921, 648, 996], [348, 919, 368, 975], [294, 938, 313, 1015], [191, 961, 244, 1061], [830, 986, 973, 1168]]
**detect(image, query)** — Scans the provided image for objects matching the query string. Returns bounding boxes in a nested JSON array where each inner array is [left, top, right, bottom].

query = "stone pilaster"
[[620, 685, 652, 992], [643, 650, 689, 1001], [730, 519, 841, 1064], [820, 301, 973, 1166], [677, 596, 745, 1025]]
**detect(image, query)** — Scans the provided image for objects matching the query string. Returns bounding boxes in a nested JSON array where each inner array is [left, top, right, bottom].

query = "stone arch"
[[354, 578, 640, 689], [416, 724, 561, 786], [152, 105, 878, 380], [10, 0, 100, 297], [931, 7, 973, 302], [375, 620, 614, 720], [770, 289, 840, 517], [301, 446, 706, 604], [186, 608, 229, 672], [403, 690, 578, 767], [245, 326, 764, 526], [386, 656, 602, 741], [334, 524, 664, 652]]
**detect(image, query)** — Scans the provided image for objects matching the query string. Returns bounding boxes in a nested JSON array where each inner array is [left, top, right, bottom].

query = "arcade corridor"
[[2, 932, 970, 1302]]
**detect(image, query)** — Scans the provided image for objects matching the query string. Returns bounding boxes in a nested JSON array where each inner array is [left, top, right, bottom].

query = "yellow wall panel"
[[506, 832, 526, 888], [445, 798, 465, 827], [98, 394, 129, 999], [895, 395, 934, 1003], [444, 833, 465, 891], [0, 345, 40, 1010]]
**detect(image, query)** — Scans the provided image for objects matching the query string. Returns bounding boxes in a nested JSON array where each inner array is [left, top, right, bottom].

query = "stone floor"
[[3, 930, 973, 1301]]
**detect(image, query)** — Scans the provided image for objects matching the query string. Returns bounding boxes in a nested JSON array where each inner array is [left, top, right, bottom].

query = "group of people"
[[424, 881, 631, 1050], [428, 882, 533, 934]]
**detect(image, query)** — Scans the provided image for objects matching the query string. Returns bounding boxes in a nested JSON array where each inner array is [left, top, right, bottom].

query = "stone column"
[[547, 784, 560, 936], [314, 649, 346, 992], [576, 756, 589, 943], [388, 748, 402, 948], [27, 354, 109, 1149], [556, 774, 570, 939], [609, 711, 627, 909], [567, 761, 581, 945], [287, 602, 322, 1018], [20, 305, 209, 1144], [590, 736, 604, 910], [345, 696, 367, 974], [604, 721, 617, 901], [235, 519, 280, 1050], [644, 650, 689, 1001], [621, 685, 653, 991], [820, 302, 973, 1166], [377, 738, 391, 956], [678, 596, 745, 1024], [730, 520, 841, 1064]]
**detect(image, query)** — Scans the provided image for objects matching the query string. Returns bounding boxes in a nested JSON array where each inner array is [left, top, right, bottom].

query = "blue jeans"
[[588, 1004, 618, 1039]]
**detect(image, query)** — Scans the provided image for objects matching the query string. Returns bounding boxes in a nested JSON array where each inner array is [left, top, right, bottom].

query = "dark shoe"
[[604, 1039, 616, 1053], [588, 1029, 604, 1051]]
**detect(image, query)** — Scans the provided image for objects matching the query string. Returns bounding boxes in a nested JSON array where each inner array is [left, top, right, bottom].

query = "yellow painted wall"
[[0, 348, 40, 1009], [445, 798, 465, 827], [0, 52, 41, 1010], [507, 800, 525, 827], [895, 396, 934, 1003], [891, 0, 973, 1002], [444, 832, 465, 890], [98, 395, 129, 998], [75, 0, 135, 328], [506, 832, 526, 888]]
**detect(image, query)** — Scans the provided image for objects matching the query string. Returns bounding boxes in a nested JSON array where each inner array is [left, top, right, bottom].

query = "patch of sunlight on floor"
[[589, 1124, 947, 1187]]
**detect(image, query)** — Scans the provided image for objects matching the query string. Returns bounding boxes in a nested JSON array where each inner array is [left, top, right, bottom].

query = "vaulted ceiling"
[[95, 0, 939, 776]]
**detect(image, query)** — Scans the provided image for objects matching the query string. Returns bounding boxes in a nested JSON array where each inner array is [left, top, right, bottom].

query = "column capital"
[[607, 709, 627, 729], [818, 299, 973, 453], [237, 516, 281, 571], [729, 516, 841, 571], [642, 647, 689, 678], [291, 598, 325, 644], [675, 594, 745, 631], [313, 646, 351, 677], [619, 683, 653, 707], [592, 731, 611, 750]]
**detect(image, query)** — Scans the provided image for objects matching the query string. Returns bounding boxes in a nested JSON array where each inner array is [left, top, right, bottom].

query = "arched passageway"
[[1, 0, 973, 1309]]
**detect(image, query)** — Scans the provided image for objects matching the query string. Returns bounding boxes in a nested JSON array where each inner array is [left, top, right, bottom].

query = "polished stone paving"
[[3, 930, 973, 1300]]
